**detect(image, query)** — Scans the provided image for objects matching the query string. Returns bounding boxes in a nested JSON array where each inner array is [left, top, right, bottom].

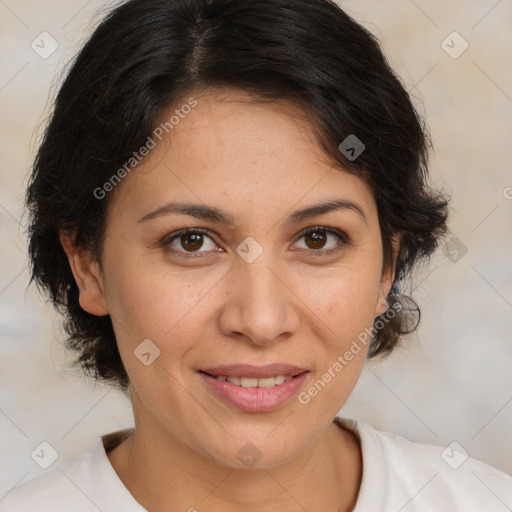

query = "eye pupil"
[[181, 233, 203, 251], [305, 231, 326, 249]]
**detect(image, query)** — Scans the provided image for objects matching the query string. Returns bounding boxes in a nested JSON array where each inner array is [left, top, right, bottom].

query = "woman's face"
[[71, 88, 396, 468]]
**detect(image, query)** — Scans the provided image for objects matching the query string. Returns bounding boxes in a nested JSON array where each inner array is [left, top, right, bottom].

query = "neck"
[[107, 414, 361, 512]]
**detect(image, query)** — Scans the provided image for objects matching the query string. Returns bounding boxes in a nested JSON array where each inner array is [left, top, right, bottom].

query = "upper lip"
[[200, 364, 309, 378]]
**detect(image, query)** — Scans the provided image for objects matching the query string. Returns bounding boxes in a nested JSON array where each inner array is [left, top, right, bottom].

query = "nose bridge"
[[220, 248, 299, 344], [244, 254, 282, 304]]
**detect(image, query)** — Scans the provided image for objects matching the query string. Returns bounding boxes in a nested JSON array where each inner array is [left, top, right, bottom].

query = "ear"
[[59, 229, 109, 316], [375, 234, 400, 318]]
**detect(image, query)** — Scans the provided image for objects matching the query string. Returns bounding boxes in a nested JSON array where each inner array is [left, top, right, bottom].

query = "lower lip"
[[199, 371, 309, 412]]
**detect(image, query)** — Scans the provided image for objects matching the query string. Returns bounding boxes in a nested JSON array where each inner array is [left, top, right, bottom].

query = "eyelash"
[[160, 226, 349, 259]]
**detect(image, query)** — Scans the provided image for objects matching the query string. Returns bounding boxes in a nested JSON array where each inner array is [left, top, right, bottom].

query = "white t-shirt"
[[1, 417, 511, 511]]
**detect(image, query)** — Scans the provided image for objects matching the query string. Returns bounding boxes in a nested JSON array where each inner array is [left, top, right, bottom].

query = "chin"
[[199, 429, 304, 470]]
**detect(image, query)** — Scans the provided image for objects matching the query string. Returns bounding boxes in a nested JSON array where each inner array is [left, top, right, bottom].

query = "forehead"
[[107, 88, 377, 226], [161, 88, 331, 169]]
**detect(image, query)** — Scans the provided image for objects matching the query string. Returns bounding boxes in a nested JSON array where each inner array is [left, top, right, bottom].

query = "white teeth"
[[240, 377, 258, 388], [218, 375, 293, 388], [258, 377, 280, 388]]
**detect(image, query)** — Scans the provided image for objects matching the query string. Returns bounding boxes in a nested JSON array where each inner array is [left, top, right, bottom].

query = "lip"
[[200, 363, 308, 378], [199, 370, 310, 413]]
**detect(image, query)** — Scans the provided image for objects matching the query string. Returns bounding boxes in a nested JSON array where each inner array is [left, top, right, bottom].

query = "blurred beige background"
[[1, 0, 511, 497]]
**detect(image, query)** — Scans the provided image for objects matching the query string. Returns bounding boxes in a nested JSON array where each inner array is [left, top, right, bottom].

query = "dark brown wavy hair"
[[26, 0, 449, 391]]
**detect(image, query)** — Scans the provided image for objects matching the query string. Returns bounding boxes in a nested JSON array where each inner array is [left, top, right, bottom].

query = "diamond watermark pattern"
[[31, 441, 59, 469], [338, 134, 365, 161], [31, 31, 58, 59], [441, 31, 468, 59], [236, 236, 263, 263], [237, 442, 262, 467], [441, 441, 469, 469], [442, 236, 468, 263], [134, 338, 161, 366]]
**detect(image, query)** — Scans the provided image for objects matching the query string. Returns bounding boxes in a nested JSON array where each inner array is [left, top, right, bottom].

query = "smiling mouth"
[[198, 368, 310, 412], [199, 371, 308, 388]]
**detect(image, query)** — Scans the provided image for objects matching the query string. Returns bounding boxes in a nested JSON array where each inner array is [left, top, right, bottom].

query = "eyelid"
[[294, 225, 349, 244], [290, 225, 350, 256], [160, 228, 218, 253]]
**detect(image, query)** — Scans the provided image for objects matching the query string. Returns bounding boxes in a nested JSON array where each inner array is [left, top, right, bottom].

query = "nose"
[[218, 253, 301, 347]]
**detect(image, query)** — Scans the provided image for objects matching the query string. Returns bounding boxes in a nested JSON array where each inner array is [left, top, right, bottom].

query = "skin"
[[60, 87, 398, 512]]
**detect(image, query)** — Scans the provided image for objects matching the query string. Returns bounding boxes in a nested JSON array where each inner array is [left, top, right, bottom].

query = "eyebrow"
[[137, 198, 367, 226]]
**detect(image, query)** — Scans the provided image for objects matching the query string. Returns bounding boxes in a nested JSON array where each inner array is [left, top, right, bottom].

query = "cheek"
[[305, 261, 382, 341], [296, 268, 379, 406], [101, 254, 214, 349], [101, 261, 206, 401]]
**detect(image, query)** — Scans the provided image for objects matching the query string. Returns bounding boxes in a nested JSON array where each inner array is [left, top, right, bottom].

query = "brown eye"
[[304, 230, 328, 250], [180, 232, 205, 252], [294, 227, 348, 255], [162, 229, 218, 257]]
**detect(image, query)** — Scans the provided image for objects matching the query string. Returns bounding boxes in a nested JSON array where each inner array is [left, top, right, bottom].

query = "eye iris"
[[181, 233, 203, 252], [305, 231, 326, 250]]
